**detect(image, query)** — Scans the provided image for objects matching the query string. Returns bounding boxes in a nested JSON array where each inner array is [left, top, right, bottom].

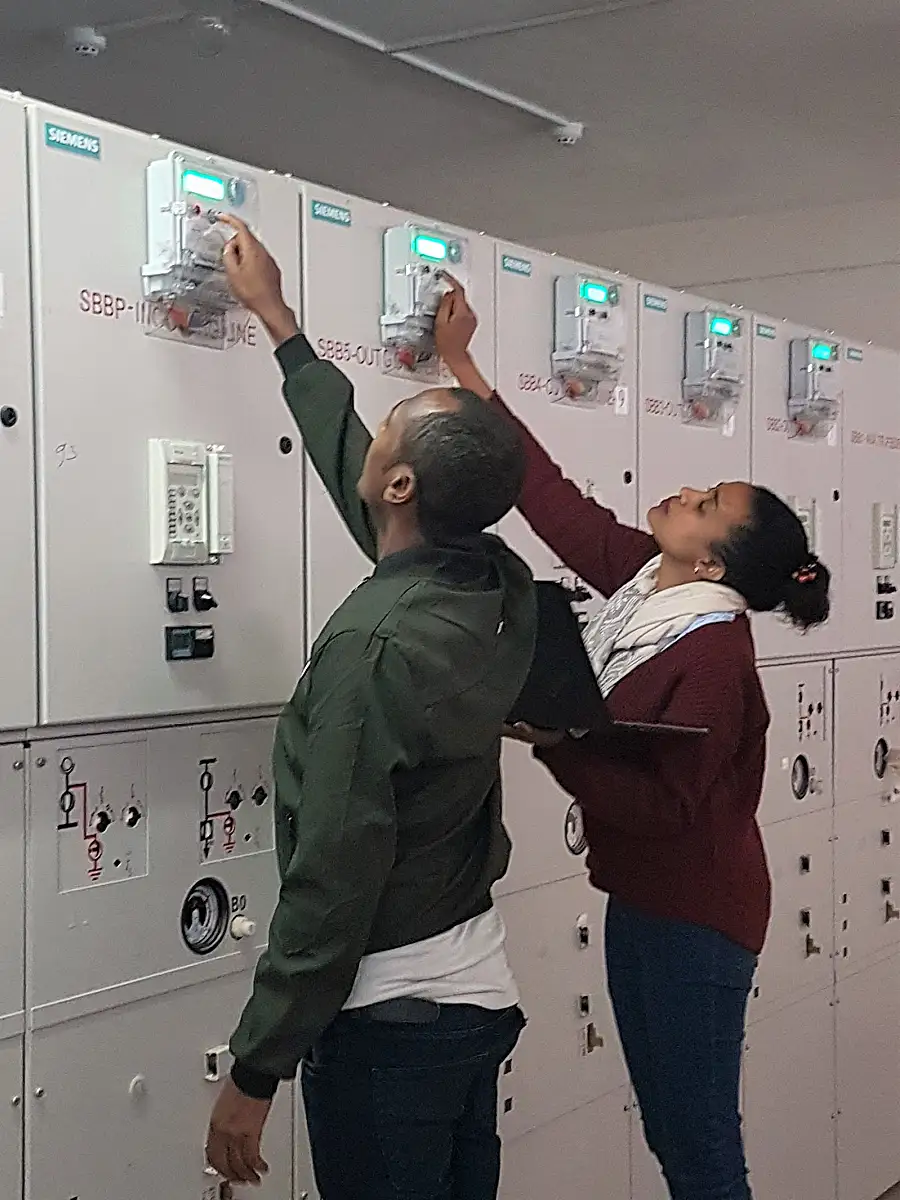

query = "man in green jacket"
[[205, 218, 536, 1200]]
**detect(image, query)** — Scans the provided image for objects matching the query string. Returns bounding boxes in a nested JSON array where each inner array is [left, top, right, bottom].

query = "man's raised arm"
[[221, 216, 377, 562]]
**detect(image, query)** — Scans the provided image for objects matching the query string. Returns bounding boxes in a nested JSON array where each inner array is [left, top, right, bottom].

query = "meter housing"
[[788, 337, 841, 439], [683, 310, 746, 427], [552, 275, 626, 406], [381, 224, 468, 373], [142, 152, 259, 319]]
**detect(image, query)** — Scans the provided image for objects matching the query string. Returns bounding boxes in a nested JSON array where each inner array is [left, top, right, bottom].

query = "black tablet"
[[508, 581, 708, 737]]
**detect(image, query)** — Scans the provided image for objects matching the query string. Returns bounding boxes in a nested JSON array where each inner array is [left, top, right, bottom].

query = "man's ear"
[[382, 463, 416, 507]]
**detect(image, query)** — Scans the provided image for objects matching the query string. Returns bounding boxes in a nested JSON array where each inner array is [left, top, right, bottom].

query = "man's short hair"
[[398, 389, 525, 539]]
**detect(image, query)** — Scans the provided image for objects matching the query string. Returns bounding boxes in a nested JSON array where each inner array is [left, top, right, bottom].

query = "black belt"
[[346, 998, 441, 1024]]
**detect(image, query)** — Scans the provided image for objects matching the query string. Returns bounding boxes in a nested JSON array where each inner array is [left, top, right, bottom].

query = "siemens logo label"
[[311, 200, 351, 227], [44, 123, 101, 159], [643, 294, 668, 313], [502, 255, 532, 277]]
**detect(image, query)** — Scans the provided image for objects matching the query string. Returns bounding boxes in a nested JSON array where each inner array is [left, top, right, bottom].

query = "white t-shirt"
[[343, 906, 519, 1011]]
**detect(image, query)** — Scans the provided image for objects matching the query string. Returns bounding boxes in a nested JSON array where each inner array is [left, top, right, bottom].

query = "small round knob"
[[0, 407, 18, 428], [34, 1087, 45, 1099], [93, 810, 112, 833], [10, 1096, 21, 1108], [226, 790, 243, 810], [124, 806, 142, 828], [128, 1075, 146, 1097], [230, 916, 256, 940]]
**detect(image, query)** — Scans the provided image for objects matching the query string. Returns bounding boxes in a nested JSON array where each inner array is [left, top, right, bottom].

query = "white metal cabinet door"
[[498, 879, 626, 1140], [750, 316, 843, 661], [29, 104, 304, 723], [744, 988, 837, 1200], [300, 187, 496, 641], [637, 286, 751, 531], [835, 954, 900, 1200], [499, 1086, 631, 1200], [0, 94, 37, 730], [26, 978, 294, 1200], [758, 662, 833, 827]]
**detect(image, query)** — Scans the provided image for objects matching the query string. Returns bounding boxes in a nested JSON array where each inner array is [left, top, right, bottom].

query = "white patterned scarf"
[[583, 555, 746, 698]]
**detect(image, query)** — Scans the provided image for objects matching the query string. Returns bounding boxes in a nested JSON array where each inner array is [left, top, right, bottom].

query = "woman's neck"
[[655, 555, 700, 593]]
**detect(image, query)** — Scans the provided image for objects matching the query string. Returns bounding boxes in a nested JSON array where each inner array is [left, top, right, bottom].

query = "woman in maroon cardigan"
[[435, 284, 831, 1200]]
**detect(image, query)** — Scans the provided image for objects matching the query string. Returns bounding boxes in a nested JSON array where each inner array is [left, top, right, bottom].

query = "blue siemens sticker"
[[643, 294, 668, 313], [44, 123, 101, 159], [311, 200, 351, 227], [502, 254, 532, 277]]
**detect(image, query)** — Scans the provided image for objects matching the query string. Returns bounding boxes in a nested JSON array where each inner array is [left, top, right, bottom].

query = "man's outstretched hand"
[[219, 215, 299, 346], [206, 1077, 273, 1187]]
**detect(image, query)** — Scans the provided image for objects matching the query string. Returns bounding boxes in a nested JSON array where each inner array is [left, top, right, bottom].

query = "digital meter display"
[[811, 341, 837, 362], [709, 316, 734, 337], [413, 234, 449, 262], [182, 170, 227, 202], [580, 280, 610, 305]]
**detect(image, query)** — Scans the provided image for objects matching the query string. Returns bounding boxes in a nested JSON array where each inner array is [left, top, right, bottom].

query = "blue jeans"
[[605, 899, 756, 1200], [302, 1002, 525, 1200]]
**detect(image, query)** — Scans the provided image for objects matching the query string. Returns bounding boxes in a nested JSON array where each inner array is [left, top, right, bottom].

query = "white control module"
[[148, 439, 235, 565], [552, 275, 626, 407], [142, 152, 259, 321], [683, 310, 746, 427], [207, 447, 235, 556], [873, 503, 899, 570], [788, 495, 818, 554], [381, 224, 468, 376], [788, 337, 841, 438]]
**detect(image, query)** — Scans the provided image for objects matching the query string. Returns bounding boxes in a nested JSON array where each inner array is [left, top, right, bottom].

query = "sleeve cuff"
[[230, 1060, 280, 1101], [274, 333, 318, 378]]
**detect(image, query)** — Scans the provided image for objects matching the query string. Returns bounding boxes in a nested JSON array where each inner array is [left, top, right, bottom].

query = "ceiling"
[[265, 0, 667, 49], [0, 0, 898, 252]]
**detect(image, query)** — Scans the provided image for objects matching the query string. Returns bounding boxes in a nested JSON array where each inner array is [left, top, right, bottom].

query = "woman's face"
[[647, 482, 754, 569]]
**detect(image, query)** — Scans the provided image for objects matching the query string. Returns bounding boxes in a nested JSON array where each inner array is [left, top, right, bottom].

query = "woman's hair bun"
[[781, 556, 831, 632]]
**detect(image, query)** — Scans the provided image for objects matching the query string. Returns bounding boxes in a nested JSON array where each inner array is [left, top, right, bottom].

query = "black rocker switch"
[[166, 578, 189, 614], [192, 577, 218, 613]]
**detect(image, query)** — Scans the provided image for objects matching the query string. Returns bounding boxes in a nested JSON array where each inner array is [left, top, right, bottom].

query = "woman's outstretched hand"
[[434, 275, 477, 366]]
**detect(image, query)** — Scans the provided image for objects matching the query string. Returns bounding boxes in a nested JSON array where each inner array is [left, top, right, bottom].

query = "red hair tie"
[[792, 563, 818, 585]]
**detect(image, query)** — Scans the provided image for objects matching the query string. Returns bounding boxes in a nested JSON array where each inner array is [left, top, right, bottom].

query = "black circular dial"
[[180, 878, 229, 955], [874, 738, 889, 780], [564, 802, 588, 856], [791, 755, 811, 801]]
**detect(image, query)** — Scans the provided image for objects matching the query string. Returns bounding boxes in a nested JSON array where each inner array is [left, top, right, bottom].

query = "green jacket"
[[230, 334, 536, 1097]]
